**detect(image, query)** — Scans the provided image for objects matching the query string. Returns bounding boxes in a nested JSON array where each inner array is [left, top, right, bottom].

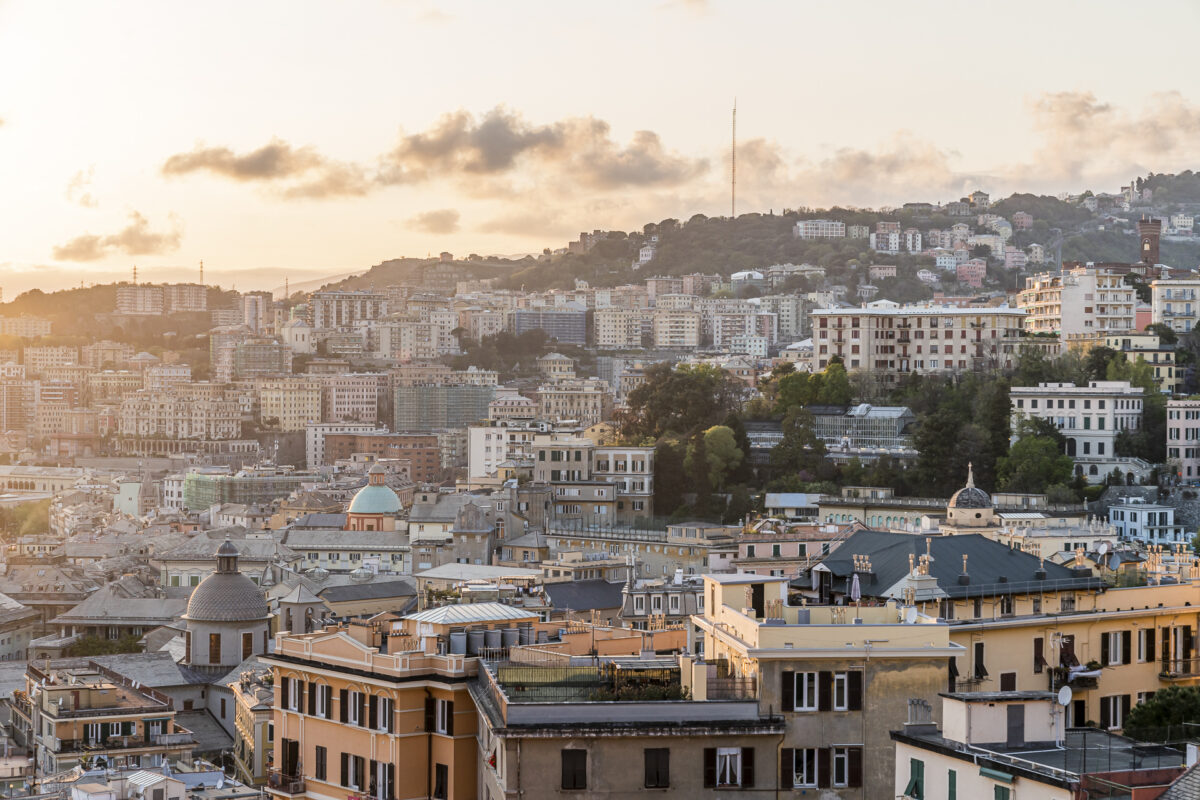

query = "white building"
[[793, 219, 846, 239], [1151, 278, 1200, 334], [1010, 381, 1146, 483], [1108, 499, 1186, 545], [1167, 398, 1200, 482], [593, 308, 644, 350], [1019, 266, 1137, 335]]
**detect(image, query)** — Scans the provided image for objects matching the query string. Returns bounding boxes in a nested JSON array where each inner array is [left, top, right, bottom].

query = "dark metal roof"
[[319, 578, 416, 603], [544, 579, 625, 612], [798, 529, 1103, 599]]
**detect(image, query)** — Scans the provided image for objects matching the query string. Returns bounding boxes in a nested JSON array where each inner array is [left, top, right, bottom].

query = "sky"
[[4, 0, 1200, 296]]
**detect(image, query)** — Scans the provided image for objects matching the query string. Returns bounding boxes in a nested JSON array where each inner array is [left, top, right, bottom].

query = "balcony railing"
[[1160, 658, 1200, 680], [267, 771, 306, 795]]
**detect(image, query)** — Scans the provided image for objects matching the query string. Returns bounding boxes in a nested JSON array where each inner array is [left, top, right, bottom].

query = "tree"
[[1085, 347, 1120, 381], [1145, 322, 1178, 345], [721, 412, 754, 484], [996, 435, 1075, 493], [619, 363, 744, 440], [1123, 686, 1200, 741], [770, 408, 833, 484], [686, 426, 743, 490], [685, 431, 715, 518], [653, 440, 686, 517], [775, 361, 853, 412]]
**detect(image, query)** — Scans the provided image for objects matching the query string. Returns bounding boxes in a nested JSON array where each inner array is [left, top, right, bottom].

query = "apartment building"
[[232, 338, 292, 379], [257, 378, 323, 431], [467, 423, 540, 481], [810, 303, 1025, 379], [309, 290, 388, 329], [535, 379, 613, 427], [115, 284, 164, 315], [794, 219, 846, 239], [652, 310, 701, 349], [119, 388, 243, 440], [1108, 499, 1187, 545], [10, 661, 195, 774], [313, 373, 382, 423], [593, 444, 654, 520], [695, 574, 960, 798], [305, 422, 383, 467], [81, 340, 134, 369], [1151, 277, 1200, 333], [512, 308, 588, 345], [143, 363, 192, 392], [1103, 332, 1179, 392], [394, 384, 495, 432], [1011, 381, 1145, 481], [24, 345, 78, 376], [1018, 266, 1137, 335], [0, 315, 51, 338], [324, 432, 442, 483]]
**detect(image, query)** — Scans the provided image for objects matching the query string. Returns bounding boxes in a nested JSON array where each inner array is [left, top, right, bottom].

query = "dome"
[[347, 466, 402, 515], [185, 573, 270, 622], [184, 538, 270, 623], [948, 463, 991, 509]]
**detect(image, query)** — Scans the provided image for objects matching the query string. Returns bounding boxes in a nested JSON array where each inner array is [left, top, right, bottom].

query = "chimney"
[[958, 554, 970, 585]]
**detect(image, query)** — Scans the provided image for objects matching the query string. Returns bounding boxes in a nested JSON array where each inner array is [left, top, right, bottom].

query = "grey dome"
[[185, 573, 270, 622], [948, 464, 991, 509]]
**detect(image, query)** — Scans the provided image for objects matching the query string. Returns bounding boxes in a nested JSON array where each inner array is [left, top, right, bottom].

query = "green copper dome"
[[347, 484, 402, 514]]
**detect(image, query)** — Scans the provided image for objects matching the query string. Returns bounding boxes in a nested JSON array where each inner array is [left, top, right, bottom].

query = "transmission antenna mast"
[[731, 99, 737, 218]]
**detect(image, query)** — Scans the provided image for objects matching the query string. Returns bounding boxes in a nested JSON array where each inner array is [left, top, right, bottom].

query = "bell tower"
[[1137, 215, 1162, 265]]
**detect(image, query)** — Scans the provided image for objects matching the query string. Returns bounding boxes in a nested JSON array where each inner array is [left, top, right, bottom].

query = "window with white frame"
[[434, 699, 451, 734], [832, 747, 850, 787], [793, 748, 817, 788], [348, 691, 362, 725], [833, 672, 848, 710], [794, 672, 818, 711], [716, 748, 741, 787]]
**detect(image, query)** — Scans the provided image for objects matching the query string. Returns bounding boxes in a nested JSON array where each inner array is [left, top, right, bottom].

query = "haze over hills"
[[9, 176, 1200, 311]]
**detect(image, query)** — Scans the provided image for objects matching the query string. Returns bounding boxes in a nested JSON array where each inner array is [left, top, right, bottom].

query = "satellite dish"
[[1057, 685, 1073, 706], [904, 607, 918, 624], [1098, 543, 1109, 556]]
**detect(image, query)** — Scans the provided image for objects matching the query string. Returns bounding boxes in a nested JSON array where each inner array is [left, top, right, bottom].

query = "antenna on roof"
[[730, 99, 737, 218]]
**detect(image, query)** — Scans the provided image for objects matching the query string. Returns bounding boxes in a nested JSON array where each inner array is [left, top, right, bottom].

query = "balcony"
[[1159, 658, 1200, 681], [267, 771, 306, 795]]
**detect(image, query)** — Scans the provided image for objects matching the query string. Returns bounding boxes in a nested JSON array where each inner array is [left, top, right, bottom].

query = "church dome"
[[347, 465, 402, 515], [184, 538, 270, 623], [948, 464, 991, 509]]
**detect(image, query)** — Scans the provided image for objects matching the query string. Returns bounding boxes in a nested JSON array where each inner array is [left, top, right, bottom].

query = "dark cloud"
[[66, 167, 98, 208], [408, 208, 461, 234], [379, 108, 707, 190], [162, 140, 369, 198], [52, 212, 182, 262]]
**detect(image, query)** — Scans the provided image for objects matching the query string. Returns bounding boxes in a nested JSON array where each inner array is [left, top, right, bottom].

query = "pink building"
[[1136, 303, 1153, 332], [1012, 211, 1034, 230], [1004, 246, 1028, 271], [956, 259, 987, 288]]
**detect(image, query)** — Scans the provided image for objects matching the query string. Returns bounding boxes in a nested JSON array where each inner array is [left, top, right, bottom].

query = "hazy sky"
[[4, 0, 1200, 296]]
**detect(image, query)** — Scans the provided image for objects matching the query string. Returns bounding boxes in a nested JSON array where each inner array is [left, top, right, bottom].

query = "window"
[[242, 632, 253, 660], [792, 748, 817, 787], [209, 633, 222, 665], [833, 673, 848, 710], [561, 750, 587, 790], [1100, 694, 1131, 730], [973, 598, 982, 618], [340, 753, 366, 791], [746, 544, 756, 557], [832, 746, 851, 787], [995, 787, 1010, 800], [348, 691, 362, 725], [999, 595, 1014, 616], [1138, 628, 1156, 663], [314, 746, 327, 782], [1033, 638, 1046, 674], [948, 768, 956, 800], [427, 698, 453, 735], [974, 642, 988, 680], [706, 747, 749, 788], [433, 764, 448, 800], [644, 748, 669, 788], [793, 672, 818, 711], [904, 758, 924, 800]]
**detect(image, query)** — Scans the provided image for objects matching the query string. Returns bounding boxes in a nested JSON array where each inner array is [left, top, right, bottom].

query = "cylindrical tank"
[[449, 631, 467, 654], [519, 627, 532, 645], [485, 629, 502, 649], [502, 628, 519, 647], [537, 630, 548, 644], [467, 630, 486, 655]]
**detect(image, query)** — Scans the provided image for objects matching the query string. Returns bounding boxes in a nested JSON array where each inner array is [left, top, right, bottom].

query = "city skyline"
[[5, 0, 1200, 295]]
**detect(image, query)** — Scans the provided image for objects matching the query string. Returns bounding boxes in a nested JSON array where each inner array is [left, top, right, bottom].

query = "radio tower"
[[199, 260, 204, 285], [730, 99, 737, 218], [132, 264, 137, 285]]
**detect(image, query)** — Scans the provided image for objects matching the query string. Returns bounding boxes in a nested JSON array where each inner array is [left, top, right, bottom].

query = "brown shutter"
[[307, 682, 316, 716], [1121, 694, 1132, 725], [1100, 698, 1111, 729], [740, 747, 755, 787], [1122, 631, 1132, 665], [848, 671, 863, 711], [781, 670, 794, 710], [369, 695, 378, 730], [279, 676, 289, 709], [1162, 628, 1171, 665], [848, 747, 863, 788], [817, 748, 831, 789], [340, 752, 349, 787], [425, 697, 435, 731], [340, 689, 349, 723], [1147, 629, 1156, 662], [1033, 637, 1045, 673], [703, 748, 716, 787], [1184, 626, 1193, 660], [780, 748, 793, 789], [1099, 632, 1110, 664], [818, 671, 832, 711], [446, 700, 454, 735]]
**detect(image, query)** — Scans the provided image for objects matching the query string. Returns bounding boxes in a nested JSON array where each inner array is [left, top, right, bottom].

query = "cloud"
[[52, 212, 183, 262], [162, 139, 369, 198], [408, 208, 461, 234], [66, 167, 98, 208], [378, 108, 707, 190]]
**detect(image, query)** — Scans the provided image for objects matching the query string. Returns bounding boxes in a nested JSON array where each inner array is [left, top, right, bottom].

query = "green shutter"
[[948, 769, 956, 800], [904, 758, 924, 799]]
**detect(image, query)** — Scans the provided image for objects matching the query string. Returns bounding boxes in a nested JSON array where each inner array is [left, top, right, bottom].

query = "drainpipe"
[[425, 688, 433, 800]]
